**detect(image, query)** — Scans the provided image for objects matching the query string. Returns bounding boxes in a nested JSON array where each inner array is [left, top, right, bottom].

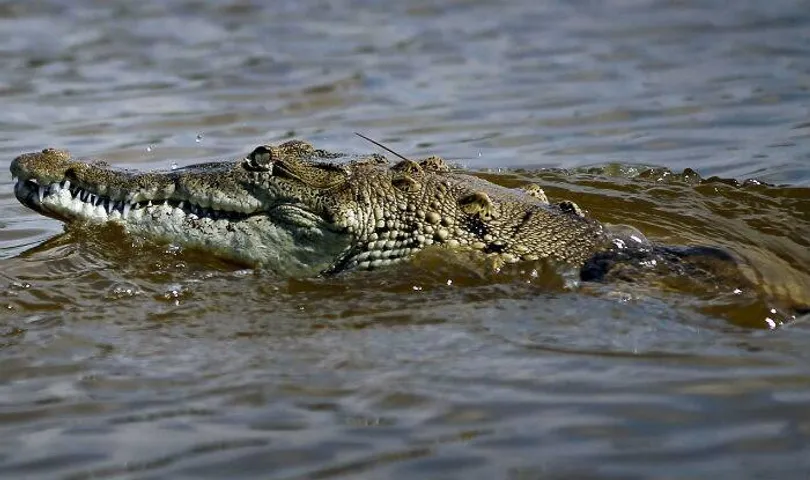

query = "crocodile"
[[10, 139, 720, 279]]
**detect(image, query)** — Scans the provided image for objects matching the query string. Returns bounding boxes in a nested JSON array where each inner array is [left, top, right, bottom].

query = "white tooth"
[[63, 179, 71, 190], [122, 203, 131, 217], [147, 200, 152, 207], [49, 182, 60, 192], [37, 185, 45, 203], [177, 201, 185, 209]]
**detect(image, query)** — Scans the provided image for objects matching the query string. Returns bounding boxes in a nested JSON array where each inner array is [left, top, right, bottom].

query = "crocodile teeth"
[[17, 176, 252, 223]]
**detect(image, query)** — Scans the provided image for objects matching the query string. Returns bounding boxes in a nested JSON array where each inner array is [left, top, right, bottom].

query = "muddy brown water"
[[2, 0, 810, 478]]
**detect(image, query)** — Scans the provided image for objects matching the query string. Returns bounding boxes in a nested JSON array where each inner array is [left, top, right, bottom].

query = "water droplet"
[[171, 162, 179, 170], [196, 133, 203, 143], [478, 151, 482, 157], [146, 145, 154, 152]]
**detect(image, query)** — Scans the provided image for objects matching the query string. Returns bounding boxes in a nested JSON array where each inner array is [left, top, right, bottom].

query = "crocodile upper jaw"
[[12, 174, 260, 224]]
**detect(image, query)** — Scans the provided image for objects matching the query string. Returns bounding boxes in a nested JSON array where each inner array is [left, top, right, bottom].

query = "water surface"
[[2, 0, 810, 478]]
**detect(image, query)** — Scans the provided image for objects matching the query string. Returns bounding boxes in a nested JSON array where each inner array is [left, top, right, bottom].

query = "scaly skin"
[[10, 140, 614, 275]]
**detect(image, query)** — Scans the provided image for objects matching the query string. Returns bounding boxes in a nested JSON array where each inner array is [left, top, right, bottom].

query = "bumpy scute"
[[391, 174, 421, 193], [350, 153, 388, 167], [391, 159, 423, 176], [522, 184, 549, 203], [459, 191, 497, 220], [419, 155, 450, 172]]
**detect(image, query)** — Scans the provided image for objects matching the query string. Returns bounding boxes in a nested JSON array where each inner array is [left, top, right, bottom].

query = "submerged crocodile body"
[[11, 140, 676, 276]]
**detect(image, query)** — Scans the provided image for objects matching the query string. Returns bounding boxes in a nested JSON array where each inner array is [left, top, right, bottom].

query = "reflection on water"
[[1, 0, 810, 478]]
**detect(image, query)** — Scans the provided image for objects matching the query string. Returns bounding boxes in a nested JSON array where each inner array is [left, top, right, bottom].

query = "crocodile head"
[[10, 141, 362, 274], [11, 140, 609, 275]]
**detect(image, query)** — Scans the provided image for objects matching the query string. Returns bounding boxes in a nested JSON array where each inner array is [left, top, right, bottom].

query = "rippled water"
[[2, 0, 810, 478]]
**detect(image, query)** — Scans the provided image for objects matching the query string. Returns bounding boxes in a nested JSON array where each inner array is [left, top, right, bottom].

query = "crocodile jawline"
[[14, 177, 256, 223]]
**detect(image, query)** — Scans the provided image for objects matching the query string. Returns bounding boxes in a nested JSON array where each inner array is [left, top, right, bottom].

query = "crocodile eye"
[[244, 145, 274, 172]]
